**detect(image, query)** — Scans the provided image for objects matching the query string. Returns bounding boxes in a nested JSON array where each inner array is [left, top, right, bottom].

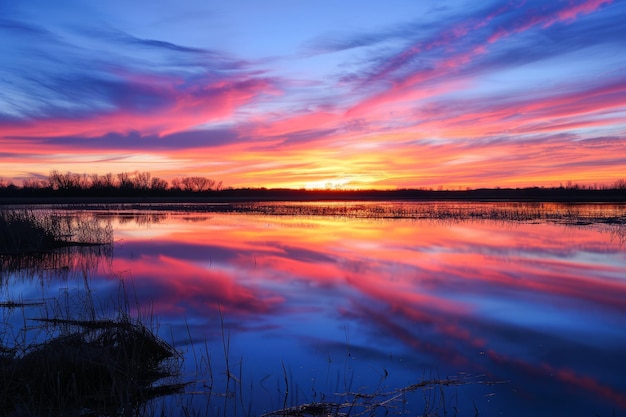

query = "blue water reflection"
[[3, 203, 625, 416]]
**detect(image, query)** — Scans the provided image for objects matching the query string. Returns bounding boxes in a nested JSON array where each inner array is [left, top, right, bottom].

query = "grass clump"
[[0, 210, 59, 255], [0, 209, 113, 283], [0, 316, 184, 417], [0, 209, 113, 255]]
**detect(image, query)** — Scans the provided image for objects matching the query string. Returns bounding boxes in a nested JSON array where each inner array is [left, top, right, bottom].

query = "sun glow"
[[303, 178, 353, 190]]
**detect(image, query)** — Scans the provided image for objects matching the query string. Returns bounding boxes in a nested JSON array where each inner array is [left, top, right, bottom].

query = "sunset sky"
[[1, 0, 625, 190]]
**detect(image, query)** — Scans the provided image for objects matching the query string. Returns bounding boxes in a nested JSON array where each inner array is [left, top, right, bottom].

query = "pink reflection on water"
[[107, 207, 626, 412], [111, 250, 284, 317], [487, 349, 626, 409]]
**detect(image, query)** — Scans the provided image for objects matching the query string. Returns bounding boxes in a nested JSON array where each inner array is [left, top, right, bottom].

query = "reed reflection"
[[1, 210, 113, 302]]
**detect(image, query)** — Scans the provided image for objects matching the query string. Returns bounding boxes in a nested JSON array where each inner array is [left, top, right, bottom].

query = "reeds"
[[0, 211, 179, 416], [228, 201, 626, 224], [0, 208, 113, 255], [0, 209, 113, 287], [0, 209, 58, 255]]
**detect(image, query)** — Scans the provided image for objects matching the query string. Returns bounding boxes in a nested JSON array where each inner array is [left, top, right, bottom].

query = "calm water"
[[3, 202, 626, 416]]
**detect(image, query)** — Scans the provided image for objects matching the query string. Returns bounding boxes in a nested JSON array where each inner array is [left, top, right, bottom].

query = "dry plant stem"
[[261, 374, 500, 417]]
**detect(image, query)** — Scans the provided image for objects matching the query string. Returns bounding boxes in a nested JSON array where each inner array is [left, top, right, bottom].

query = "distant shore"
[[1, 187, 625, 205]]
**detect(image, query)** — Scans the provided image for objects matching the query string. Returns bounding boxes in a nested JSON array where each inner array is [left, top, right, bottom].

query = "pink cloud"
[[1, 76, 275, 138], [489, 0, 613, 43]]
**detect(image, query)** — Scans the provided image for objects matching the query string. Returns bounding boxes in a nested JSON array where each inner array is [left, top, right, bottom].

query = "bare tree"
[[22, 177, 49, 189], [1, 171, 225, 196], [117, 172, 134, 190], [192, 177, 215, 192], [133, 172, 152, 190], [49, 170, 84, 191], [150, 177, 169, 191], [181, 177, 195, 192], [177, 176, 217, 192], [170, 177, 183, 191], [0, 178, 14, 188], [614, 179, 626, 189]]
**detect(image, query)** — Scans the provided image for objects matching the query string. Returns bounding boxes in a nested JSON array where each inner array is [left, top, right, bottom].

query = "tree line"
[[0, 171, 624, 201], [0, 171, 223, 197]]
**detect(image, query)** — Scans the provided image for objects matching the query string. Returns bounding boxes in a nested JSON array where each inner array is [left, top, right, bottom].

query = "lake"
[[2, 202, 626, 416]]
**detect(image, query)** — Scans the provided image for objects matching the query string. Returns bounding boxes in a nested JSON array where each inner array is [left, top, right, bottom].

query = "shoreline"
[[1, 186, 625, 205]]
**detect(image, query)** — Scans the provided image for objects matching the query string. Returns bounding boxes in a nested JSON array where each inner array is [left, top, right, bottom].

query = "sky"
[[1, 0, 625, 190]]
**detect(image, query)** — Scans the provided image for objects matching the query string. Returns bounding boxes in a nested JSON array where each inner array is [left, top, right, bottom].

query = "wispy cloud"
[[0, 16, 277, 136]]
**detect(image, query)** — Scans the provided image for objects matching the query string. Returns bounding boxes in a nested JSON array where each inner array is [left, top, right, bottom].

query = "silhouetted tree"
[[90, 173, 116, 190], [150, 177, 169, 192], [180, 176, 215, 192], [133, 172, 152, 190], [49, 170, 88, 192], [170, 177, 183, 191], [22, 177, 49, 190], [117, 172, 134, 191]]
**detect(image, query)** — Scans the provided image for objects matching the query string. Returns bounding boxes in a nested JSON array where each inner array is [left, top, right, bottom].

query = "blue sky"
[[1, 0, 625, 189]]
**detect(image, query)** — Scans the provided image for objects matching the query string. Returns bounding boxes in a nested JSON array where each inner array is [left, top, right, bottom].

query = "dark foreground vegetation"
[[0, 316, 184, 417], [0, 171, 625, 202], [0, 209, 112, 255], [0, 210, 184, 416]]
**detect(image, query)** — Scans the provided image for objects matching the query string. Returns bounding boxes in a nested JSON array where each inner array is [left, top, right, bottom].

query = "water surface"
[[3, 202, 626, 416]]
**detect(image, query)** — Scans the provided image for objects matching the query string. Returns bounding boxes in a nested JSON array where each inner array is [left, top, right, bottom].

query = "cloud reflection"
[[99, 209, 626, 413]]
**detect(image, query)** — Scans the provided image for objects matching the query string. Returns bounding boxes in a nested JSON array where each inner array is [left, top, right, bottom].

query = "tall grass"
[[0, 209, 113, 255], [229, 201, 626, 224], [0, 209, 113, 288], [0, 209, 59, 255]]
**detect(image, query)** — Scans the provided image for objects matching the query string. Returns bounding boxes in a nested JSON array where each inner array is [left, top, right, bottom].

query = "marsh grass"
[[55, 201, 626, 227], [172, 316, 500, 417], [229, 201, 626, 224], [0, 208, 113, 287], [0, 210, 183, 416], [0, 210, 58, 255], [0, 208, 113, 256]]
